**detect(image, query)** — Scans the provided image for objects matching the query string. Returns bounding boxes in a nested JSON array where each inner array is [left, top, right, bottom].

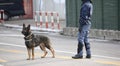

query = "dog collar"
[[25, 39, 32, 42], [25, 33, 33, 39]]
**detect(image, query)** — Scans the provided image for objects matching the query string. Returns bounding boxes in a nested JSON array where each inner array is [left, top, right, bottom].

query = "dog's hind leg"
[[50, 47, 55, 58], [40, 43, 48, 58], [32, 47, 34, 60], [27, 48, 31, 60]]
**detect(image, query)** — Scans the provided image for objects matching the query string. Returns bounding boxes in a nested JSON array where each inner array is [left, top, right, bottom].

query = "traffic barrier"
[[34, 11, 60, 30], [0, 10, 4, 23]]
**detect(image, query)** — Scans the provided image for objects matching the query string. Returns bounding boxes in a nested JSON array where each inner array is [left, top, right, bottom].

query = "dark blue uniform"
[[72, 0, 93, 59]]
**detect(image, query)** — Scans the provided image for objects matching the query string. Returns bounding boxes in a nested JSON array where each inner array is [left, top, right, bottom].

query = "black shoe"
[[72, 55, 83, 59], [86, 55, 91, 59]]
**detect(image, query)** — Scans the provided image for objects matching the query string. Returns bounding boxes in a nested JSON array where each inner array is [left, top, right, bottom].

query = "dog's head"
[[21, 24, 31, 37]]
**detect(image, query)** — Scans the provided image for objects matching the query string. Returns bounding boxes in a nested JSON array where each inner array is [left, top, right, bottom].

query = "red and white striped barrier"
[[0, 10, 4, 23], [34, 11, 60, 30]]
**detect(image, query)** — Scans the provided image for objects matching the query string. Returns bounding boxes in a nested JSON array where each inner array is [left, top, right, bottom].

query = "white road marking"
[[0, 43, 25, 48], [0, 42, 120, 60], [0, 34, 23, 37]]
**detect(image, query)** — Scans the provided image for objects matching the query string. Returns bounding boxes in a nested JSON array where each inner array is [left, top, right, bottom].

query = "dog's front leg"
[[32, 47, 34, 60], [27, 48, 31, 60]]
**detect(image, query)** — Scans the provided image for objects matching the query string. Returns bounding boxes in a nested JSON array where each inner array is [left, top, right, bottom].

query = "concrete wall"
[[63, 27, 120, 40]]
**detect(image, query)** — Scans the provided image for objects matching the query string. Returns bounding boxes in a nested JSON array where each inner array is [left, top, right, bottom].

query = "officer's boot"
[[77, 42, 80, 54], [85, 43, 91, 58], [72, 42, 83, 59]]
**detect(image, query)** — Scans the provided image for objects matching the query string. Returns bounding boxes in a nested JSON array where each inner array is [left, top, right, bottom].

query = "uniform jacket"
[[79, 0, 93, 25]]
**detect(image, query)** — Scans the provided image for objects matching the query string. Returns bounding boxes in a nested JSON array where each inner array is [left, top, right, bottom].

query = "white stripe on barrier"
[[34, 12, 38, 27], [0, 12, 1, 20], [3, 10, 4, 20]]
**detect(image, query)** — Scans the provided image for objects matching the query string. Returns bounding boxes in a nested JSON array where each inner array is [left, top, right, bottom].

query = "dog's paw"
[[41, 56, 45, 58], [27, 58, 30, 60], [52, 56, 55, 58]]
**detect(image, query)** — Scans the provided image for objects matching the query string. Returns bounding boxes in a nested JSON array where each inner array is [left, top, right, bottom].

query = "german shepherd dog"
[[21, 24, 55, 60]]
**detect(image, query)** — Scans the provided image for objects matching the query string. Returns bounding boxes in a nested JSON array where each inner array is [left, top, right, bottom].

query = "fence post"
[[45, 12, 48, 28], [39, 12, 42, 28], [57, 13, 60, 29], [0, 10, 4, 23], [51, 12, 54, 29]]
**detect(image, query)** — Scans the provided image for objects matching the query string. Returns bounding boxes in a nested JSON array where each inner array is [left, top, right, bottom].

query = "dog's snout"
[[21, 31, 24, 34], [21, 30, 26, 35]]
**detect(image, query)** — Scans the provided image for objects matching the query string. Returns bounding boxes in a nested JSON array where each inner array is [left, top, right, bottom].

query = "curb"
[[3, 24, 62, 33]]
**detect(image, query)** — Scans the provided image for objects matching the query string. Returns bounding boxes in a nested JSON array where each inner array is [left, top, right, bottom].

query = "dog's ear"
[[23, 23, 25, 28], [27, 24, 31, 30]]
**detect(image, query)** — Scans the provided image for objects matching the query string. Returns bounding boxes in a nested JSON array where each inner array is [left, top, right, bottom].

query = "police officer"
[[72, 0, 93, 59]]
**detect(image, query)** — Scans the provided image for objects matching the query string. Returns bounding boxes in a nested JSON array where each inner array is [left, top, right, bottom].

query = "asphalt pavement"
[[0, 19, 120, 66]]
